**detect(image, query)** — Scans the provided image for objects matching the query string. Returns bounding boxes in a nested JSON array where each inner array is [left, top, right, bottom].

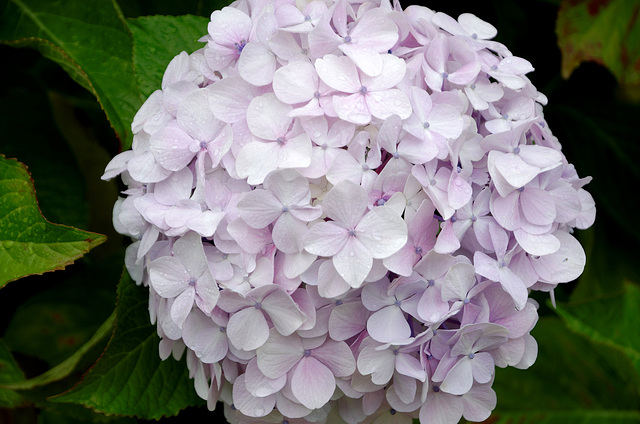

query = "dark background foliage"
[[0, 0, 638, 423]]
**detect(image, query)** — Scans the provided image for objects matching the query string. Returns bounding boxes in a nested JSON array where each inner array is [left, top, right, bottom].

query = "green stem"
[[0, 310, 115, 390]]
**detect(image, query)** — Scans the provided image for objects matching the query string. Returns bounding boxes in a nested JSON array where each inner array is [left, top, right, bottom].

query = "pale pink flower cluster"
[[103, 0, 596, 422]]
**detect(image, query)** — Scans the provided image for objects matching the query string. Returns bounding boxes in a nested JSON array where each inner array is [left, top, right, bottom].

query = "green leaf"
[[0, 0, 145, 147], [0, 156, 106, 287], [485, 410, 640, 424], [0, 49, 90, 230], [3, 252, 121, 367], [556, 281, 640, 377], [1, 312, 115, 391], [128, 14, 209, 97], [0, 339, 26, 407], [548, 102, 640, 242], [492, 317, 640, 418], [51, 270, 204, 419], [556, 0, 640, 101]]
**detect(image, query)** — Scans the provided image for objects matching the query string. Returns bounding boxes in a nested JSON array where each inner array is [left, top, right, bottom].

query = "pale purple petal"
[[367, 306, 411, 343], [227, 307, 270, 351], [291, 357, 336, 409], [257, 331, 304, 378]]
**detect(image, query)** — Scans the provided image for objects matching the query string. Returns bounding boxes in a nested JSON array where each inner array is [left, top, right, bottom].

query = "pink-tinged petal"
[[518, 144, 562, 170], [440, 357, 473, 395], [257, 331, 304, 378], [262, 289, 306, 336], [305, 222, 348, 256], [498, 267, 528, 310], [177, 89, 218, 142], [289, 204, 323, 222], [530, 230, 586, 283], [448, 60, 481, 85], [520, 187, 556, 226], [492, 151, 540, 189], [273, 61, 318, 104], [428, 104, 463, 139], [462, 385, 496, 422], [396, 353, 427, 382], [102, 150, 133, 180], [419, 390, 464, 424], [272, 213, 308, 253], [208, 7, 251, 46], [366, 89, 412, 121], [333, 236, 373, 288], [459, 13, 497, 39], [448, 172, 472, 210], [194, 273, 220, 313], [171, 286, 195, 328], [393, 373, 418, 406], [232, 374, 276, 417], [183, 309, 228, 363], [575, 188, 596, 229], [127, 151, 172, 183], [312, 339, 356, 377], [291, 357, 336, 410], [473, 251, 500, 282], [417, 286, 451, 324], [549, 182, 581, 223], [492, 337, 525, 368], [348, 14, 398, 52], [187, 210, 225, 238], [244, 358, 287, 398], [227, 218, 272, 254], [173, 231, 208, 277], [227, 307, 269, 351], [356, 206, 408, 258], [307, 15, 343, 57], [149, 122, 195, 171], [323, 180, 369, 227], [235, 141, 280, 185], [246, 93, 292, 141], [154, 167, 193, 205], [328, 301, 368, 341], [363, 55, 407, 91], [515, 334, 538, 369], [383, 244, 420, 277], [514, 229, 560, 256], [357, 345, 395, 384], [367, 306, 411, 343], [490, 190, 521, 231], [333, 93, 372, 125], [442, 262, 477, 301], [237, 190, 282, 228], [276, 132, 312, 170], [149, 256, 188, 298], [339, 44, 383, 77], [315, 54, 360, 93], [434, 219, 460, 255], [238, 42, 276, 87], [470, 352, 494, 383], [209, 76, 256, 123]]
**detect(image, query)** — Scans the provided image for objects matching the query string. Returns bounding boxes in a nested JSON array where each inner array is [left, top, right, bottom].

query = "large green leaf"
[[128, 15, 209, 97], [51, 271, 204, 419], [0, 0, 145, 148], [2, 253, 121, 367], [556, 0, 640, 101], [0, 156, 106, 287], [0, 48, 89, 230], [556, 281, 640, 378], [0, 339, 26, 408], [491, 317, 640, 420]]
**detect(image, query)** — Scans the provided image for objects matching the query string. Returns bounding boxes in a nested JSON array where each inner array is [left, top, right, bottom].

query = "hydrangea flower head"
[[103, 0, 596, 422]]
